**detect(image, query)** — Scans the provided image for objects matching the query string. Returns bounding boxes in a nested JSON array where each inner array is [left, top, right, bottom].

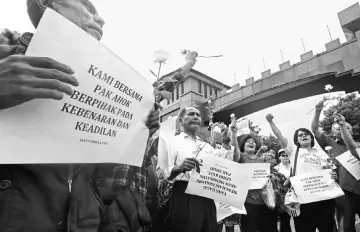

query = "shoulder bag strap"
[[291, 147, 300, 177]]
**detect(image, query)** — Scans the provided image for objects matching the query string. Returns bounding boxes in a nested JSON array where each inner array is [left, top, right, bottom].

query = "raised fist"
[[265, 114, 274, 123]]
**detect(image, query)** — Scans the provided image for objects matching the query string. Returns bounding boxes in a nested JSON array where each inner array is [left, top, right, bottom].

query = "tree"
[[319, 93, 360, 142]]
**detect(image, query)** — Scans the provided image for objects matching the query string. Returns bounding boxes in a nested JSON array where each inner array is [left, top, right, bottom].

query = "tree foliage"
[[319, 93, 360, 142]]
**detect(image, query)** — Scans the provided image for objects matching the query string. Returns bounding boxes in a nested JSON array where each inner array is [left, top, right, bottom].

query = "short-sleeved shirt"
[[215, 145, 235, 161], [285, 141, 329, 175], [239, 154, 267, 205], [163, 132, 217, 182], [274, 163, 292, 178], [316, 133, 360, 195]]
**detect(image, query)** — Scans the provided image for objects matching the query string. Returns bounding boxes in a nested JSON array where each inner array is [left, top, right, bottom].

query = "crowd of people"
[[0, 1, 359, 232]]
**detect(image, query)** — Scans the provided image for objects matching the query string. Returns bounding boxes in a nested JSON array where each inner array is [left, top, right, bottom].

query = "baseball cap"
[[278, 149, 286, 155]]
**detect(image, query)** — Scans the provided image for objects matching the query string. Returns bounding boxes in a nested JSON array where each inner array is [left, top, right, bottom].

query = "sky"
[[0, 0, 359, 142]]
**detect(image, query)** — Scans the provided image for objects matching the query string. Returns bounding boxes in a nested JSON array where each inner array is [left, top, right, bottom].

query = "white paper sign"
[[185, 155, 254, 209], [335, 150, 360, 180], [0, 9, 154, 165], [215, 202, 246, 222], [157, 116, 177, 172], [290, 170, 344, 204], [236, 118, 250, 136], [249, 163, 271, 189]]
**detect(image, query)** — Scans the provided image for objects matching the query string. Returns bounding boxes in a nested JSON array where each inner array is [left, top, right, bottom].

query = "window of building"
[[181, 82, 184, 94], [215, 88, 218, 97], [172, 90, 174, 102], [198, 80, 202, 94], [204, 83, 207, 98], [210, 86, 213, 96], [176, 85, 179, 100]]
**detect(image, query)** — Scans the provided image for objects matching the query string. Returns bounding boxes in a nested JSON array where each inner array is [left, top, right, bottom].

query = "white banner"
[[157, 116, 177, 172], [335, 149, 360, 180], [215, 202, 246, 222], [236, 118, 250, 136], [185, 155, 254, 209], [0, 9, 154, 165], [290, 170, 344, 204], [249, 163, 271, 190]]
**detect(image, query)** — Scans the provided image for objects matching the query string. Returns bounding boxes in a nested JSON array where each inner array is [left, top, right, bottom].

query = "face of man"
[[332, 123, 353, 140], [51, 0, 105, 40], [180, 107, 201, 133]]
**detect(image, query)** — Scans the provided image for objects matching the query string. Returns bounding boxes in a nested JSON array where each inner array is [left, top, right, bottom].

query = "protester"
[[235, 134, 278, 232], [311, 101, 360, 232], [267, 113, 337, 232], [273, 149, 292, 232], [0, 1, 160, 231], [158, 106, 238, 232], [213, 125, 241, 232]]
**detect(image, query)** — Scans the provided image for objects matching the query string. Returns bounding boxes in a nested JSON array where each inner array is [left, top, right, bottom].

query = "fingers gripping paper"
[[290, 170, 344, 204], [185, 155, 254, 209], [0, 9, 154, 165]]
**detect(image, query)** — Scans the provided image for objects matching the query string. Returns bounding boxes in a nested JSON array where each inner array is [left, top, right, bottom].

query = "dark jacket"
[[0, 31, 103, 232]]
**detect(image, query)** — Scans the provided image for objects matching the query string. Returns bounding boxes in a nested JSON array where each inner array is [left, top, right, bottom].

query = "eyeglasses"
[[280, 154, 288, 157]]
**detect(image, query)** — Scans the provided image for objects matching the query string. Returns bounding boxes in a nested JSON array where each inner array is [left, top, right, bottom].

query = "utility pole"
[[301, 39, 306, 53], [327, 25, 332, 41]]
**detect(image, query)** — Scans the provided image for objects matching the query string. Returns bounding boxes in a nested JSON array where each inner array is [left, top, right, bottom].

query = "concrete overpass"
[[208, 3, 361, 126]]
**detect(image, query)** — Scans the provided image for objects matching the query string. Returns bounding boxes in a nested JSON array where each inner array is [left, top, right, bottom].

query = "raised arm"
[[334, 113, 360, 159], [311, 100, 325, 140], [266, 114, 288, 149], [255, 146, 268, 157], [229, 124, 241, 162]]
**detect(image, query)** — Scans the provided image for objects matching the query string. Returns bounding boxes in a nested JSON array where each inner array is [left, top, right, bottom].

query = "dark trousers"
[[278, 212, 292, 232], [216, 224, 235, 232], [171, 181, 217, 232], [294, 199, 335, 232], [335, 190, 360, 232], [241, 202, 278, 232]]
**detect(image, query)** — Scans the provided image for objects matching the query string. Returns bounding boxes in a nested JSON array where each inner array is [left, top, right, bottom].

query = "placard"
[[215, 201, 246, 222], [249, 163, 271, 190], [290, 170, 344, 204], [0, 9, 154, 165], [185, 155, 254, 209], [335, 149, 360, 180]]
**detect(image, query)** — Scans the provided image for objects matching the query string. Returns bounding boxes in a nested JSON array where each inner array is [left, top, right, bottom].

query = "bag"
[[284, 187, 301, 217], [283, 147, 301, 217], [261, 178, 276, 210]]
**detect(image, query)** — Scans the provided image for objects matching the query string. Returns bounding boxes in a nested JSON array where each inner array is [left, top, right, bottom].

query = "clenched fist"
[[265, 113, 274, 123]]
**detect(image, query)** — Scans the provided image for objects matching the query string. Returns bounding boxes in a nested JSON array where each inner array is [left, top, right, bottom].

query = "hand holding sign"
[[0, 55, 78, 110]]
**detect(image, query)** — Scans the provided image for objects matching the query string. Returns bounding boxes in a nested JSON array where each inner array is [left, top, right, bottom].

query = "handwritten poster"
[[236, 118, 250, 136], [0, 9, 154, 165], [215, 202, 246, 222], [290, 170, 344, 204], [185, 155, 254, 209], [248, 163, 271, 190], [335, 150, 360, 180]]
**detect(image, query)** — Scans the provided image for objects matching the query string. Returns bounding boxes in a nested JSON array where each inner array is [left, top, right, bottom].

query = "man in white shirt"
[[160, 106, 233, 232]]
